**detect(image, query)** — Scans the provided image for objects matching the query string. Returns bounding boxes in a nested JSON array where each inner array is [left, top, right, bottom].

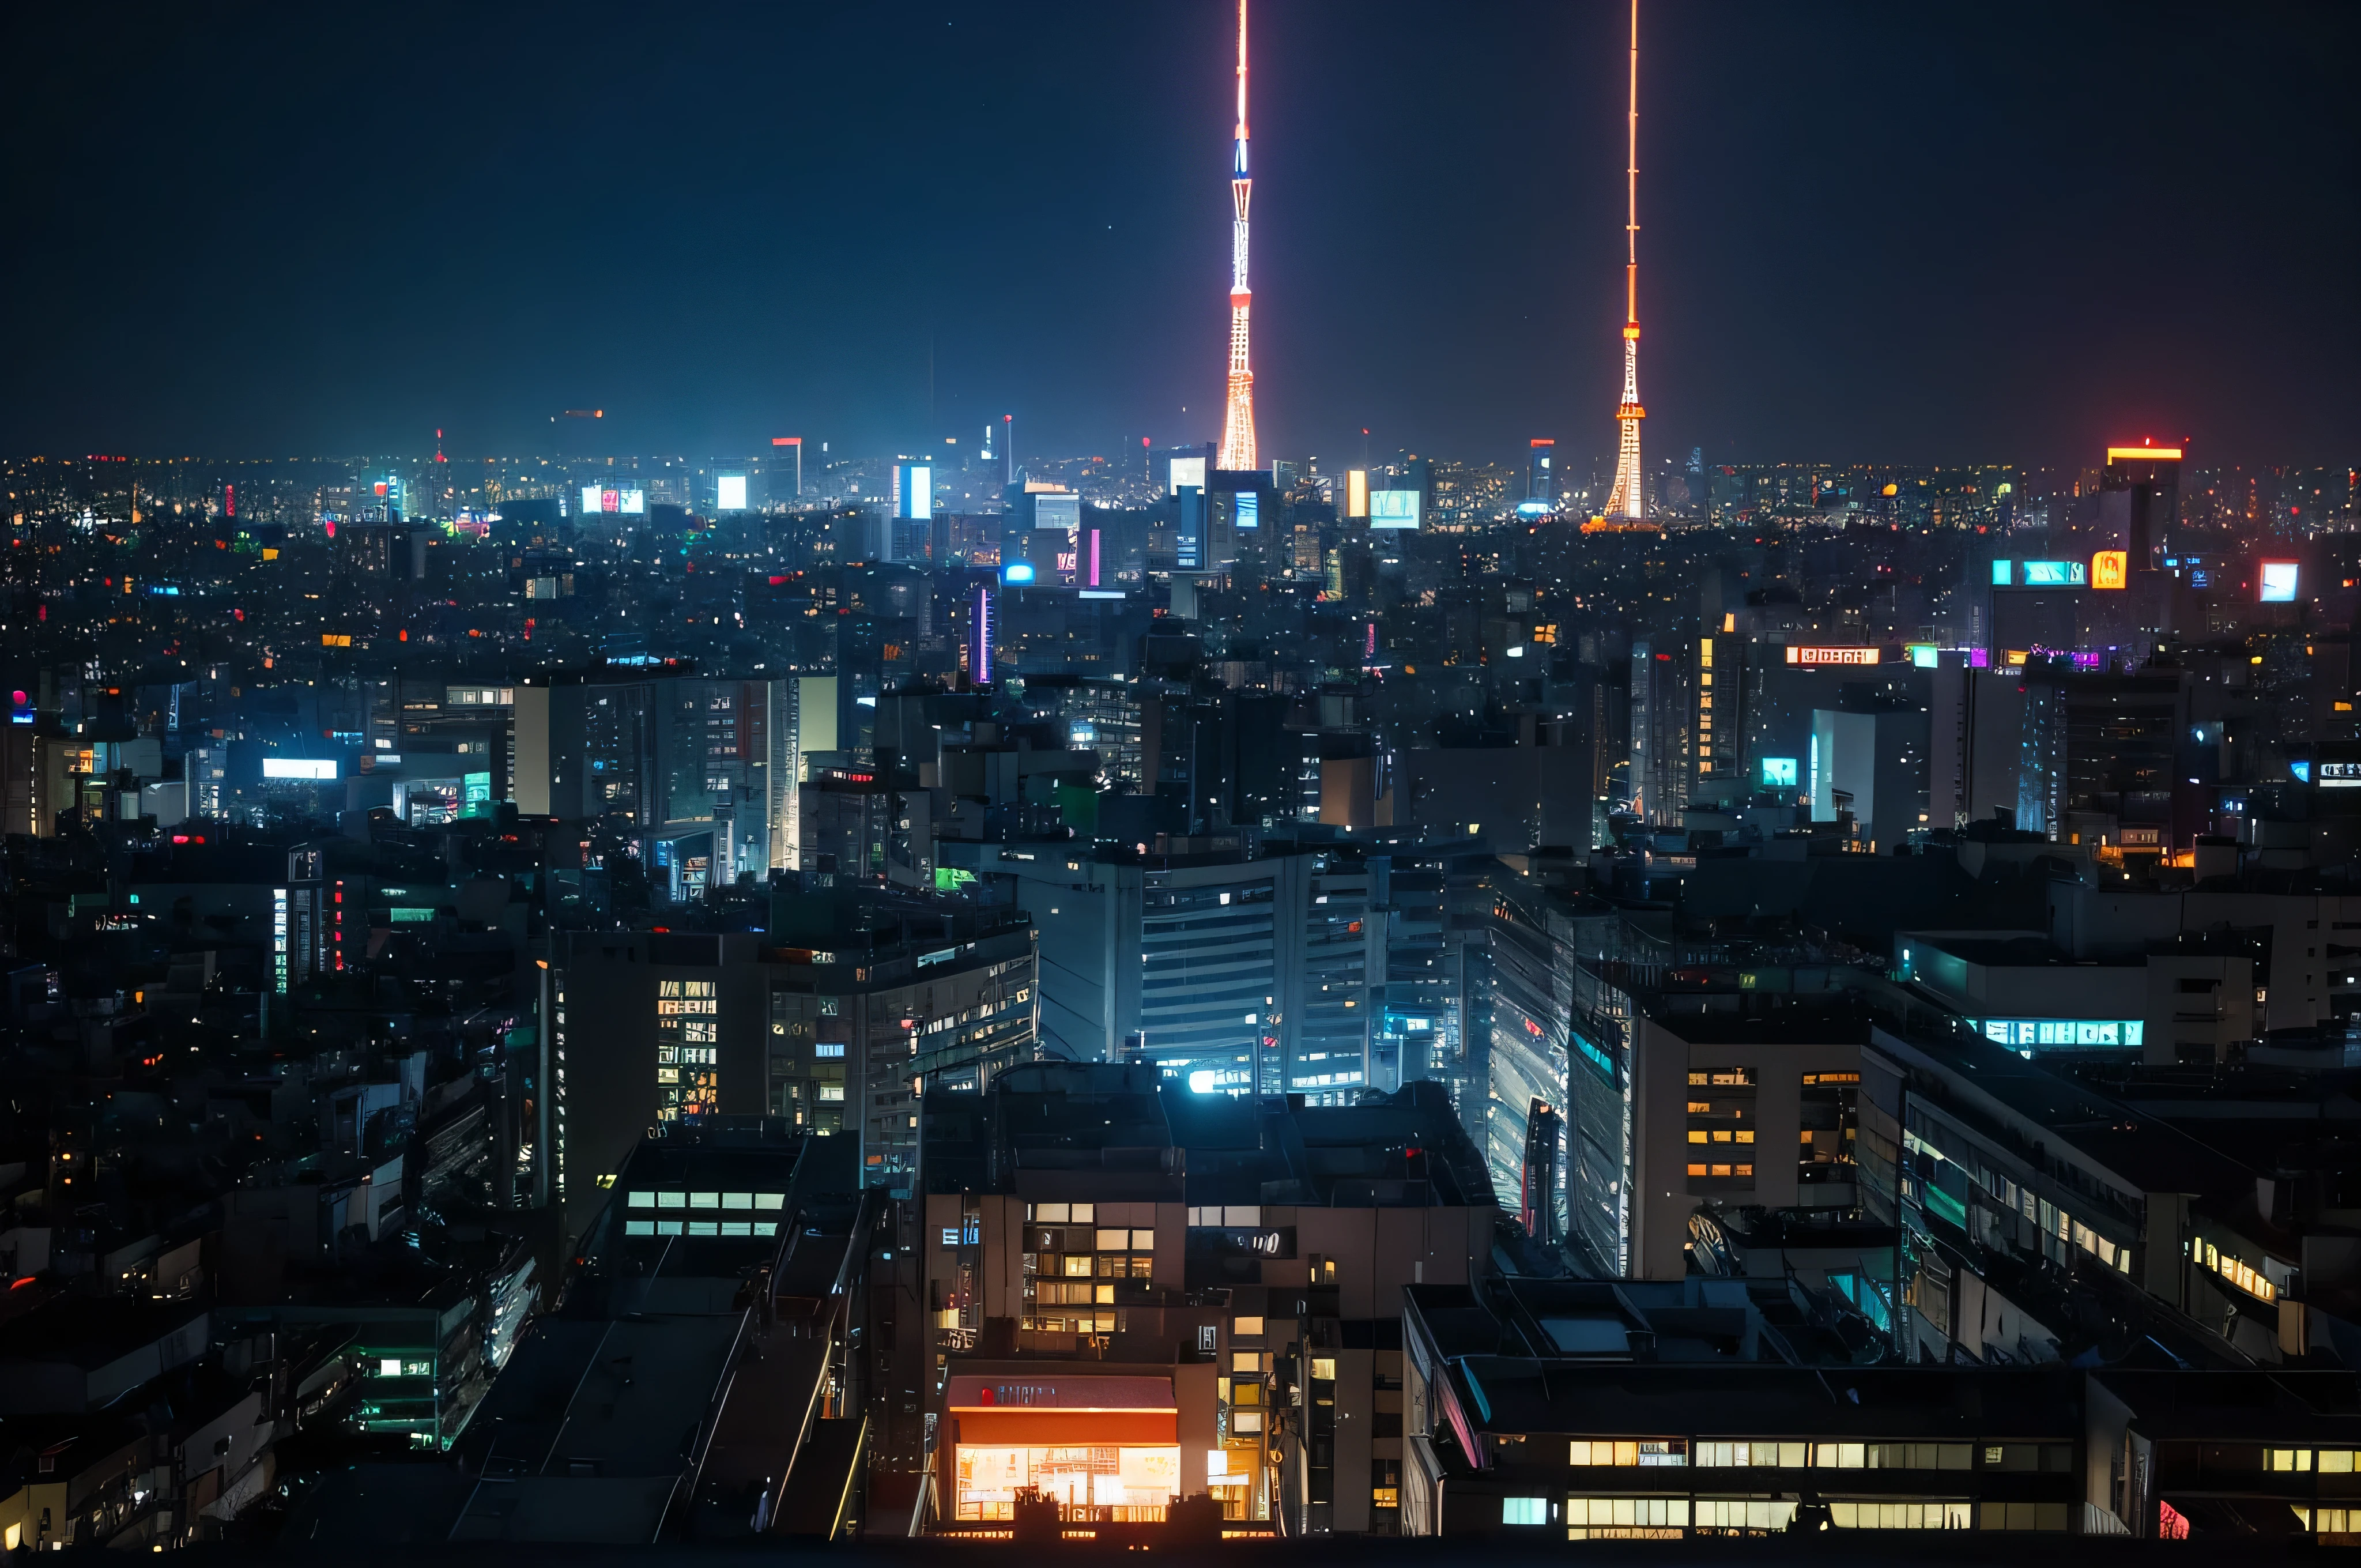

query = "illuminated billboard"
[[1783, 646, 1881, 666], [2090, 550, 2128, 590], [716, 474, 749, 512], [896, 463, 934, 521], [1235, 491, 1259, 530], [2317, 762, 2361, 789], [1981, 1018, 2144, 1050], [2260, 560, 2300, 602], [262, 758, 338, 781], [1034, 493, 1081, 534], [1991, 560, 2012, 585], [2020, 560, 2085, 587], [1346, 469, 1368, 519], [1369, 489, 1421, 530], [579, 486, 645, 516], [1760, 757, 1799, 787], [1169, 457, 1205, 493]]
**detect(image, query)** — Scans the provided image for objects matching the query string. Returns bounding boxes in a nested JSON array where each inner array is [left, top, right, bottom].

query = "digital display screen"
[[716, 474, 749, 512], [1346, 470, 1368, 519], [1760, 757, 1799, 787], [1784, 646, 1881, 666], [1002, 561, 1036, 584], [262, 759, 338, 781], [2090, 550, 2127, 589], [1370, 489, 1420, 529], [2020, 560, 2085, 587], [901, 463, 933, 521], [580, 487, 644, 516], [1235, 491, 1259, 530], [2260, 560, 2300, 602], [1170, 457, 1205, 492]]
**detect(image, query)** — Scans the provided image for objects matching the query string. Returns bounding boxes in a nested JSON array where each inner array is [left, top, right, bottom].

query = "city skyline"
[[13, 7, 2361, 1543], [2, 2, 2354, 469]]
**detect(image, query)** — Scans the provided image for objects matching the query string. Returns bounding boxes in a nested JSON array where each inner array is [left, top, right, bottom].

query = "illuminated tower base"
[[1220, 340, 1255, 473], [1606, 329, 1644, 519]]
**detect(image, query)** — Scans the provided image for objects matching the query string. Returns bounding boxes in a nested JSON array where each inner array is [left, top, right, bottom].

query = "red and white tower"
[[1605, 0, 1646, 521], [1217, 0, 1257, 472]]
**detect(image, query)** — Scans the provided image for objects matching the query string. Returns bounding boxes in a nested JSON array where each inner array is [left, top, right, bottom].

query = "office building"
[[549, 894, 1035, 1229], [916, 1064, 1495, 1535], [516, 673, 794, 889]]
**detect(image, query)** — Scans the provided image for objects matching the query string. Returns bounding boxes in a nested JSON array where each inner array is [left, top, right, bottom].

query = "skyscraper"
[[1522, 438, 1557, 516], [1604, 0, 1646, 522], [1217, 0, 1257, 473], [2103, 442, 2183, 568]]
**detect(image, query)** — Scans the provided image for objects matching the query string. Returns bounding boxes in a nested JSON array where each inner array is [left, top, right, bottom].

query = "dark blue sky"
[[4, 2, 2354, 471]]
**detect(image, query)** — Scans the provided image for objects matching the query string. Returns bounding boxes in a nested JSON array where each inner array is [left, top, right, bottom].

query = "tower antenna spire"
[[1217, 0, 1257, 472], [1605, 0, 1646, 521]]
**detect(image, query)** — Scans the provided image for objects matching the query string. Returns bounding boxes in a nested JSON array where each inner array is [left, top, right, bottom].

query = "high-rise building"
[[514, 673, 791, 889], [2103, 443, 2183, 568], [957, 839, 1394, 1099], [1628, 639, 1687, 823], [1521, 439, 1557, 517], [1217, 0, 1257, 472], [1604, 0, 1646, 521], [550, 895, 1035, 1226]]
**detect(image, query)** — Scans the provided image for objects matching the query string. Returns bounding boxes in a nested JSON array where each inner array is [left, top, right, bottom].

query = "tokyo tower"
[[1604, 0, 1645, 521], [1217, 0, 1257, 472]]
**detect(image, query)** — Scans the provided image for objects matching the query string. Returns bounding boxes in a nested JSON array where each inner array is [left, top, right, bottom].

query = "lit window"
[[1570, 1440, 1686, 1467], [1567, 1497, 1687, 1536]]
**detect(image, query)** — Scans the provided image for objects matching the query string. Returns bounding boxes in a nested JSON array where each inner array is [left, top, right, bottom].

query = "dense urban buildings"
[[9, 419, 2360, 1546], [3, 0, 2359, 1554]]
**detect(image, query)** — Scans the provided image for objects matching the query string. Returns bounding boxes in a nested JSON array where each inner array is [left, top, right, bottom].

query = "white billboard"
[[716, 474, 749, 512], [1170, 457, 1206, 492], [262, 758, 338, 781]]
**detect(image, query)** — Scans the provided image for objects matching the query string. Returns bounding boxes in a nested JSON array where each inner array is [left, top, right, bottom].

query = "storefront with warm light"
[[945, 1374, 1189, 1521]]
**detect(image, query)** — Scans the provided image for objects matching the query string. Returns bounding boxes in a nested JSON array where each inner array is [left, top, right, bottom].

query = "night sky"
[[4, 2, 2355, 472]]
